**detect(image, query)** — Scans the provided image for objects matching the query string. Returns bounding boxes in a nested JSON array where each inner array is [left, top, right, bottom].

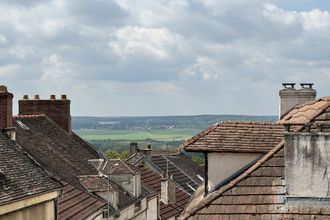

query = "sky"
[[1, 0, 330, 116]]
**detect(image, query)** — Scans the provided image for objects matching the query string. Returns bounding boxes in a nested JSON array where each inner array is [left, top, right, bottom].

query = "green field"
[[75, 128, 201, 141]]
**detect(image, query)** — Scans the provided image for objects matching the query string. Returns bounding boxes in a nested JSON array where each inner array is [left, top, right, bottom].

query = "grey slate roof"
[[149, 153, 204, 195], [0, 132, 60, 205], [13, 115, 101, 190]]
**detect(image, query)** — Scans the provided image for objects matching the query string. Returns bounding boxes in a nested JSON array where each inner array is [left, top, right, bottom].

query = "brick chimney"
[[161, 174, 176, 205], [0, 85, 13, 129], [279, 83, 316, 118], [284, 125, 330, 199], [19, 94, 71, 132]]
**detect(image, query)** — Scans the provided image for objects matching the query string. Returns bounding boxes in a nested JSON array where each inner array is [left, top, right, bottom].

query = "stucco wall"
[[285, 132, 330, 198], [208, 152, 261, 191], [117, 198, 148, 220], [146, 196, 158, 220], [0, 200, 55, 220]]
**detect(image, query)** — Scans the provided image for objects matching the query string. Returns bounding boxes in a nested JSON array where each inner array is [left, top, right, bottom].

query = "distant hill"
[[72, 115, 277, 130]]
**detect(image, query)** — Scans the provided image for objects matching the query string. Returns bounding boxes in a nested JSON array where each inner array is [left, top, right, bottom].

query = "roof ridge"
[[181, 139, 285, 219], [13, 114, 46, 118]]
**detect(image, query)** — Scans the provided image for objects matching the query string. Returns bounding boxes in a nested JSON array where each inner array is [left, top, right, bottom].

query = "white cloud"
[[109, 26, 185, 60], [0, 0, 330, 115], [41, 54, 76, 80], [301, 9, 330, 30]]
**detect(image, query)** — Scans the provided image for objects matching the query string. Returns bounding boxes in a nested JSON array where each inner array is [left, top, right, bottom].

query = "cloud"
[[109, 26, 186, 60], [0, 0, 330, 115]]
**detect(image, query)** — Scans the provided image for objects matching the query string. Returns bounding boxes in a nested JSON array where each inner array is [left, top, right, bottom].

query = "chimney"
[[284, 125, 330, 199], [161, 174, 176, 205], [0, 85, 13, 129], [19, 94, 71, 132], [279, 83, 316, 118], [130, 142, 138, 155]]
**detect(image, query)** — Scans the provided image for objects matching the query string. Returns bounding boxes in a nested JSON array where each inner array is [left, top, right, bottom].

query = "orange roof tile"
[[278, 96, 330, 125]]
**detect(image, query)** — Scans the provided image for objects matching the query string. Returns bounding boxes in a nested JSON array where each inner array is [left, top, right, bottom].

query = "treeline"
[[73, 115, 277, 130], [89, 139, 184, 152]]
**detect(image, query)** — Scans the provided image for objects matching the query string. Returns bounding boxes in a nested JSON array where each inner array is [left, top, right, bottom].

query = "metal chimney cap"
[[282, 83, 296, 89], [300, 83, 314, 89]]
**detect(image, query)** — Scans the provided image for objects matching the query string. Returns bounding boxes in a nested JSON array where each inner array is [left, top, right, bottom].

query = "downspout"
[[204, 152, 208, 196]]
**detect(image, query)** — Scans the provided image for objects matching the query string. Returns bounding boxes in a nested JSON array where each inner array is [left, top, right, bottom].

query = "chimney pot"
[[23, 95, 29, 100], [282, 83, 296, 89], [0, 85, 8, 93], [300, 83, 313, 89], [50, 95, 56, 100], [34, 95, 40, 100], [61, 95, 67, 100]]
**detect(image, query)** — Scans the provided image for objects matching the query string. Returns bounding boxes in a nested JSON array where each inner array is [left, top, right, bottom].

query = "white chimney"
[[285, 125, 330, 199], [161, 174, 176, 205], [279, 83, 316, 118]]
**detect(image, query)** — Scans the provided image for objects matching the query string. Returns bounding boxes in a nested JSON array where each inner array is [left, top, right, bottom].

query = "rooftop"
[[137, 165, 190, 219], [149, 153, 204, 195], [182, 122, 284, 153], [13, 115, 101, 190], [0, 132, 60, 205], [58, 182, 110, 220]]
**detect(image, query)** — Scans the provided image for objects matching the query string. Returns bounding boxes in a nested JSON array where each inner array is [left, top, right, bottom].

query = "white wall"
[[285, 132, 330, 198], [146, 196, 158, 220], [208, 152, 261, 191], [0, 200, 55, 220]]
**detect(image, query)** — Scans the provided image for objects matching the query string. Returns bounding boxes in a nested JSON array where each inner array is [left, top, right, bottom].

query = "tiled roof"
[[103, 159, 139, 175], [78, 175, 115, 192], [0, 132, 60, 205], [137, 165, 190, 219], [58, 182, 110, 220], [150, 153, 204, 195], [182, 122, 284, 153], [279, 96, 330, 125], [184, 141, 330, 219], [13, 116, 101, 190], [182, 97, 330, 219]]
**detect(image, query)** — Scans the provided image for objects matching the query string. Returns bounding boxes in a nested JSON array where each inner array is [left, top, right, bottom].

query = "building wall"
[[117, 198, 148, 220], [146, 196, 158, 220], [285, 132, 330, 198], [208, 152, 261, 191], [0, 200, 55, 220]]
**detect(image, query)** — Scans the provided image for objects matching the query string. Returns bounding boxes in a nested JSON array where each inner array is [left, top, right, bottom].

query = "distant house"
[[0, 86, 159, 220], [0, 86, 61, 220], [181, 83, 330, 219]]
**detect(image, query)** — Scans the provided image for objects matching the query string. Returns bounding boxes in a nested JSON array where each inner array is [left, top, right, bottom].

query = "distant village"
[[1, 83, 330, 220]]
